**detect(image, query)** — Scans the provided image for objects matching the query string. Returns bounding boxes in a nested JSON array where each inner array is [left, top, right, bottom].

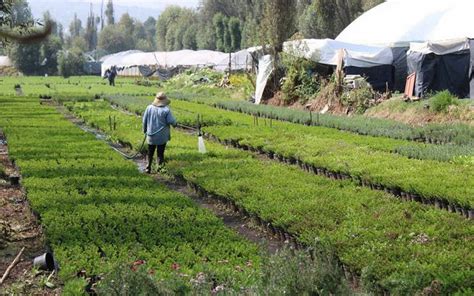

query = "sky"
[[74, 0, 200, 9], [30, 0, 201, 27]]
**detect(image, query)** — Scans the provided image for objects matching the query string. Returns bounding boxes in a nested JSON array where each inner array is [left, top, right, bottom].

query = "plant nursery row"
[[202, 125, 474, 210], [93, 97, 474, 209], [0, 96, 260, 293], [216, 101, 474, 147], [66, 100, 474, 294], [104, 94, 473, 164]]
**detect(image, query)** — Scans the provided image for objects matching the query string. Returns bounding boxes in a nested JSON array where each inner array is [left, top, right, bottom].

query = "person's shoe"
[[145, 167, 151, 174]]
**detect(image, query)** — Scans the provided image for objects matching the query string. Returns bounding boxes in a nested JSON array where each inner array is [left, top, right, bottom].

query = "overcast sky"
[[74, 0, 200, 9], [31, 0, 201, 27]]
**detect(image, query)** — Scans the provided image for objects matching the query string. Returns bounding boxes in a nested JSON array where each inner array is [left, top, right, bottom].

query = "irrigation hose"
[[112, 134, 147, 160], [114, 125, 200, 159], [177, 123, 198, 131]]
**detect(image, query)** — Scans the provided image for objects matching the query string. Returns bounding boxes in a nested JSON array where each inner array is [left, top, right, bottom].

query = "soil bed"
[[0, 132, 60, 295]]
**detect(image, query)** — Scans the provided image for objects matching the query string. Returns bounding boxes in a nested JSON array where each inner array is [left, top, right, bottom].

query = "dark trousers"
[[147, 144, 166, 169]]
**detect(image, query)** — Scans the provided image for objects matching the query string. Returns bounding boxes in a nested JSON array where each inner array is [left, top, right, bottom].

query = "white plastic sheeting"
[[215, 49, 253, 72], [408, 38, 470, 55], [254, 55, 273, 105], [337, 0, 474, 47], [0, 56, 12, 67], [283, 39, 393, 67], [101, 49, 252, 77]]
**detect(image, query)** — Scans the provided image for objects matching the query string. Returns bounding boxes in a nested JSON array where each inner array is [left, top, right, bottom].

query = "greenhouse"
[[336, 0, 474, 97], [100, 49, 253, 78]]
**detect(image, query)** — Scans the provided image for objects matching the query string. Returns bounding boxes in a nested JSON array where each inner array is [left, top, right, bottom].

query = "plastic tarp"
[[345, 65, 394, 92], [283, 39, 393, 68], [101, 49, 252, 77], [409, 38, 470, 55], [337, 0, 474, 47], [407, 39, 471, 98], [215, 49, 253, 72], [470, 40, 474, 98], [255, 55, 273, 105], [391, 47, 410, 91]]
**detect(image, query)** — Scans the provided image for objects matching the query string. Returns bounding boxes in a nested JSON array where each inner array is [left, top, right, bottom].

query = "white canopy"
[[101, 49, 252, 76], [283, 39, 393, 67], [409, 38, 470, 55], [337, 0, 474, 47]]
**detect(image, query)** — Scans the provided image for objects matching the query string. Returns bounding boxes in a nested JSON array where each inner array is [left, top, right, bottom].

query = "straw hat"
[[152, 92, 170, 107]]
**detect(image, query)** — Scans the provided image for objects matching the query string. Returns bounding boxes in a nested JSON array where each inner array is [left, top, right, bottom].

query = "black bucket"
[[33, 252, 55, 271]]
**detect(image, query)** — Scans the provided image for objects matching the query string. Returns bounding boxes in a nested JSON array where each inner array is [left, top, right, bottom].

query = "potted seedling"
[[14, 84, 23, 96]]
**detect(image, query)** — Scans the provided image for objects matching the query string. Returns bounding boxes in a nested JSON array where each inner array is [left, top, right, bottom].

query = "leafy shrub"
[[256, 247, 350, 295], [96, 264, 182, 295], [341, 83, 374, 114], [57, 49, 85, 78], [96, 247, 350, 295], [281, 54, 320, 104], [429, 91, 459, 113]]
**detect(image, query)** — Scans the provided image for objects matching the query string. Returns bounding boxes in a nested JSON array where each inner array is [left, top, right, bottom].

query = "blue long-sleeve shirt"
[[142, 105, 177, 145]]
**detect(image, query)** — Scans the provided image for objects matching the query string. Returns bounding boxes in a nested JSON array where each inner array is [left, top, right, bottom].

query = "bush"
[[96, 247, 350, 295], [429, 91, 459, 113], [341, 83, 374, 114], [57, 49, 85, 78], [281, 53, 320, 104]]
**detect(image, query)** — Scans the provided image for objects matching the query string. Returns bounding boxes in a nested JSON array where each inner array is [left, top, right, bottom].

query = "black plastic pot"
[[9, 175, 20, 186], [33, 252, 55, 271]]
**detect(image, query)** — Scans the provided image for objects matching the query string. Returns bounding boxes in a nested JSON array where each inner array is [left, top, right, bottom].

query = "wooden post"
[[335, 49, 345, 96]]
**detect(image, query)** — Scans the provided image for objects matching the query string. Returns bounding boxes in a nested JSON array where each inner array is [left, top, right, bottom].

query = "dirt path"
[[0, 131, 60, 295]]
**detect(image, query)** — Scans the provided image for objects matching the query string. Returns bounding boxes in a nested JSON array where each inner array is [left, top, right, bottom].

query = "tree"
[[212, 13, 226, 52], [57, 48, 85, 78], [298, 0, 380, 39], [118, 13, 134, 38], [71, 36, 88, 52], [260, 0, 297, 54], [98, 25, 133, 53], [183, 26, 197, 50], [156, 6, 197, 51], [228, 17, 241, 52], [69, 14, 83, 38], [40, 35, 62, 75], [105, 0, 115, 26], [84, 6, 98, 51], [57, 23, 64, 43], [143, 17, 156, 49], [5, 0, 41, 74], [7, 42, 41, 75], [0, 0, 52, 44]]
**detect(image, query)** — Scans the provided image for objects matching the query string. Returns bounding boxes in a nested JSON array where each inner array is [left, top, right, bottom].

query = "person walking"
[[142, 92, 177, 173], [108, 66, 117, 86]]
